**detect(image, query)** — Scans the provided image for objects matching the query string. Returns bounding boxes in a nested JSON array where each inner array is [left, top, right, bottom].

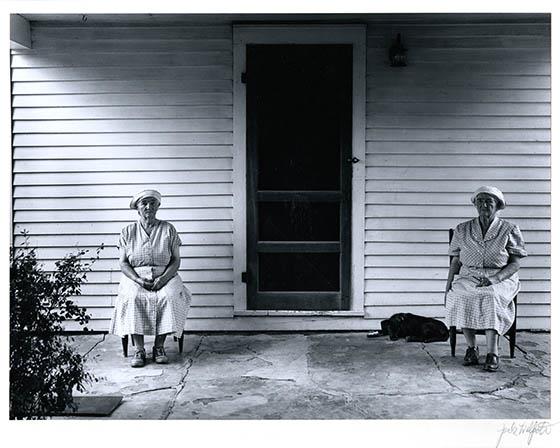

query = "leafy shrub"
[[10, 235, 104, 419]]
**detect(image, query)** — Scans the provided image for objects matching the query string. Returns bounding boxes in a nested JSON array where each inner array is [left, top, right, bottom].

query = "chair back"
[[448, 228, 454, 264]]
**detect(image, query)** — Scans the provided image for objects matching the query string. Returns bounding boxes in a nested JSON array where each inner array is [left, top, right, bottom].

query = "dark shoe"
[[131, 348, 146, 368], [483, 353, 500, 372], [463, 346, 479, 366], [153, 346, 169, 364]]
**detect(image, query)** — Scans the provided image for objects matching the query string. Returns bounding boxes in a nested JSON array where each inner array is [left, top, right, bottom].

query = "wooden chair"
[[448, 228, 517, 358], [121, 334, 185, 357]]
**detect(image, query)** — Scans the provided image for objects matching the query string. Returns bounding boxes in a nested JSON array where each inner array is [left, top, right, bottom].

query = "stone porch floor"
[[68, 331, 550, 420]]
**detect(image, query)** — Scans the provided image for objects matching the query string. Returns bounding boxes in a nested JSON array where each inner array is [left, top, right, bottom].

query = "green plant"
[[10, 234, 104, 419]]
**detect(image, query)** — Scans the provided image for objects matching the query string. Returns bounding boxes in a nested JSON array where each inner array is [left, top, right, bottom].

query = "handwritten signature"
[[496, 420, 558, 447]]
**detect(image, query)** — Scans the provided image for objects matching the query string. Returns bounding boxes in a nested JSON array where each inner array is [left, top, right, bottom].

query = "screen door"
[[245, 44, 352, 310]]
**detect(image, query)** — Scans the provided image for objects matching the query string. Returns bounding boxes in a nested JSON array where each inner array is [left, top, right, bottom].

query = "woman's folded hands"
[[135, 274, 172, 291], [475, 275, 499, 287], [152, 275, 169, 291]]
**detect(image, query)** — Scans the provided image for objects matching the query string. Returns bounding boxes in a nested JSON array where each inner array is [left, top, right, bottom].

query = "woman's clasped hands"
[[475, 275, 499, 287], [139, 276, 168, 291]]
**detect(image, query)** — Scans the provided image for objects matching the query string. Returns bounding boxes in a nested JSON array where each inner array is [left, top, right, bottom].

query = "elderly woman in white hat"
[[109, 189, 191, 367], [445, 186, 527, 372]]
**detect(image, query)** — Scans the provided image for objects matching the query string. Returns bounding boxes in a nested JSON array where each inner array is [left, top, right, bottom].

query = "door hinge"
[[241, 72, 247, 84], [241, 271, 249, 283]]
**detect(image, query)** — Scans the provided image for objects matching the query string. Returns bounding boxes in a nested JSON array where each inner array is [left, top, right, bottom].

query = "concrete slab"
[[67, 331, 550, 419]]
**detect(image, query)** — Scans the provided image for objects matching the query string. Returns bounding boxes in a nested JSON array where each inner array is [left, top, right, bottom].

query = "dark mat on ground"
[[54, 395, 123, 416]]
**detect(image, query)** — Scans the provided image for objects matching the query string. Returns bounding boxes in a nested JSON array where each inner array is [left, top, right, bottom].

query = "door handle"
[[346, 157, 360, 164]]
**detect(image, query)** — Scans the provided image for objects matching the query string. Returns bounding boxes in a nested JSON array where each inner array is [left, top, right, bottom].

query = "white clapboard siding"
[[12, 23, 235, 332], [71, 294, 234, 308], [13, 220, 233, 234], [13, 233, 233, 247], [367, 102, 551, 116], [37, 258, 234, 272], [365, 230, 550, 243], [365, 218, 550, 231], [366, 154, 550, 167], [365, 242, 549, 256], [366, 142, 550, 155], [13, 105, 233, 120], [12, 19, 550, 331], [12, 79, 233, 95], [11, 67, 232, 82], [13, 158, 232, 173], [363, 20, 550, 329], [75, 269, 234, 283], [29, 245, 233, 260], [14, 208, 233, 222], [364, 193, 550, 206], [13, 183, 233, 197], [365, 255, 550, 268], [13, 119, 233, 133], [13, 146, 233, 160], [365, 205, 550, 218], [365, 74, 550, 90], [11, 52, 233, 68], [367, 291, 550, 306], [13, 93, 233, 107], [14, 196, 233, 210], [366, 179, 550, 192], [368, 266, 549, 281], [367, 116, 550, 129], [13, 133, 233, 146], [13, 171, 233, 185]]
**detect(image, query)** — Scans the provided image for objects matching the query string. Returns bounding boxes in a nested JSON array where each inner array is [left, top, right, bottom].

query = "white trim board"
[[232, 24, 367, 314]]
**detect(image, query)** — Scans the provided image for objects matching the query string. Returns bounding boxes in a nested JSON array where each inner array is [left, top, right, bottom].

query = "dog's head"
[[387, 313, 406, 340]]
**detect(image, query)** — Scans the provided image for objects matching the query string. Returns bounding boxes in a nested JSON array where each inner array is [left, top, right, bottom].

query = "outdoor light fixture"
[[389, 33, 407, 67]]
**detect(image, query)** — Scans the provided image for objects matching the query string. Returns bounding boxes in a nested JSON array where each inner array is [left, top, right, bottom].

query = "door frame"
[[232, 24, 366, 314]]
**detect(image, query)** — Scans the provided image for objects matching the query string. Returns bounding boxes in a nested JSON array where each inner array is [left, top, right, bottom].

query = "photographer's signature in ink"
[[496, 420, 558, 447]]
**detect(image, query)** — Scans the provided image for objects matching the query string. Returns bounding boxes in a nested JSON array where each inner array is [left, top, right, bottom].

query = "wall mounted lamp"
[[389, 33, 408, 67]]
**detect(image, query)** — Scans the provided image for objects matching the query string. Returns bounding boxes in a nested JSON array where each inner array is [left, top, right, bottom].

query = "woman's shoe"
[[463, 346, 479, 366], [131, 348, 146, 368], [153, 346, 169, 364], [483, 353, 500, 372]]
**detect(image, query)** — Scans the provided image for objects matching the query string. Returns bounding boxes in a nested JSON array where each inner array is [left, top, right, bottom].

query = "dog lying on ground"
[[380, 313, 449, 343]]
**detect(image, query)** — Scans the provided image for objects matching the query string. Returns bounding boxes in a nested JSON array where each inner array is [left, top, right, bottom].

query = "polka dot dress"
[[109, 220, 191, 338], [445, 217, 528, 335]]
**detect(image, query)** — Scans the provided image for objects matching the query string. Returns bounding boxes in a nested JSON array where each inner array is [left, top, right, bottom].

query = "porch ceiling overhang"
[[20, 13, 550, 26]]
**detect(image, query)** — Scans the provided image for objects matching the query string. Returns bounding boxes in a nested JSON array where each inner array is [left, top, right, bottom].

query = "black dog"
[[380, 313, 449, 343]]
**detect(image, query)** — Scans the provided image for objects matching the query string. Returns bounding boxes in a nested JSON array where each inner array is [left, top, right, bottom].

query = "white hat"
[[470, 186, 506, 210], [130, 189, 162, 209]]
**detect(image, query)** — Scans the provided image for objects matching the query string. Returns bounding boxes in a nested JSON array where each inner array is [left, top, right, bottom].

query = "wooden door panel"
[[246, 44, 352, 310]]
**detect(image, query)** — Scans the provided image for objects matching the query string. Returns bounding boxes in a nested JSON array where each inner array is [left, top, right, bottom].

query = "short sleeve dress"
[[109, 220, 191, 338], [445, 217, 527, 335]]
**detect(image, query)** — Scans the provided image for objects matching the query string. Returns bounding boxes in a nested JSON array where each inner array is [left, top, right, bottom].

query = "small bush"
[[10, 234, 104, 419]]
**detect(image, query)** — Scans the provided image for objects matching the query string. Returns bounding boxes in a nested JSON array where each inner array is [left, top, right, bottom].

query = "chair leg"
[[450, 326, 457, 357], [121, 335, 129, 358], [509, 295, 518, 358], [508, 320, 517, 359], [178, 334, 184, 353]]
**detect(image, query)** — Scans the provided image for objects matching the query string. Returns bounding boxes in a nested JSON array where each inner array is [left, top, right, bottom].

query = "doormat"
[[54, 395, 123, 417]]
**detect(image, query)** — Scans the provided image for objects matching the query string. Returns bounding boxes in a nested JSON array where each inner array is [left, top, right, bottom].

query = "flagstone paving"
[[69, 331, 550, 419]]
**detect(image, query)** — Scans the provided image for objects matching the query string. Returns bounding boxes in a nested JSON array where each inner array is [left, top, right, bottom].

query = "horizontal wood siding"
[[365, 20, 551, 329], [12, 18, 550, 331], [12, 24, 235, 330]]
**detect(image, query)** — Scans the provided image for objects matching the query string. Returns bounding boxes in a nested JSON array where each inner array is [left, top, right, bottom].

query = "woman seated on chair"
[[445, 186, 527, 372], [109, 189, 191, 368]]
